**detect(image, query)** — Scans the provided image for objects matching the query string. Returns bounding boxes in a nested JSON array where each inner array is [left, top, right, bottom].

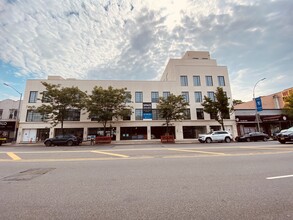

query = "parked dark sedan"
[[235, 132, 269, 142], [44, 134, 82, 146], [277, 127, 293, 144]]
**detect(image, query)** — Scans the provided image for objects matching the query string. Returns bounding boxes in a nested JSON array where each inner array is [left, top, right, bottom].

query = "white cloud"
[[0, 0, 292, 101]]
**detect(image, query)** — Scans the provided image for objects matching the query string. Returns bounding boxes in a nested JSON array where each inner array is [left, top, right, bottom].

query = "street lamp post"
[[3, 83, 22, 142], [253, 78, 266, 132]]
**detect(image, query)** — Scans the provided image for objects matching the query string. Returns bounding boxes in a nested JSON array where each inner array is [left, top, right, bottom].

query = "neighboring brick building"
[[234, 87, 293, 136]]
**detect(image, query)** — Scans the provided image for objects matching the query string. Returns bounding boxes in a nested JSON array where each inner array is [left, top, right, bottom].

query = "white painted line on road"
[[167, 148, 227, 155], [266, 174, 293, 180], [91, 150, 129, 158]]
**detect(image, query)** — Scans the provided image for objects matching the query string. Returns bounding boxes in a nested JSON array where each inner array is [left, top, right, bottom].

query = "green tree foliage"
[[282, 92, 293, 119], [86, 86, 132, 136], [35, 82, 87, 134], [232, 99, 243, 106], [202, 87, 232, 130], [157, 94, 189, 134]]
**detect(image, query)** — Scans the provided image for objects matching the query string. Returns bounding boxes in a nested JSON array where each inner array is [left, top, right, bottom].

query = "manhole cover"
[[2, 168, 55, 181]]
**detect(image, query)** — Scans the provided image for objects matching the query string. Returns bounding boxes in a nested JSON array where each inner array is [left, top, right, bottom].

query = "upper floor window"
[[135, 92, 143, 103], [181, 92, 189, 103], [206, 76, 213, 86], [151, 92, 159, 103], [180, 76, 188, 86], [29, 91, 38, 103], [183, 109, 191, 120], [122, 111, 131, 120], [207, 91, 215, 101], [218, 76, 225, 86], [194, 92, 202, 103], [0, 109, 3, 119], [163, 91, 170, 99], [152, 109, 163, 120], [135, 109, 143, 120], [193, 75, 201, 86], [125, 91, 131, 103], [26, 110, 44, 122], [41, 91, 51, 103], [64, 109, 80, 121], [196, 108, 204, 119], [9, 109, 17, 119]]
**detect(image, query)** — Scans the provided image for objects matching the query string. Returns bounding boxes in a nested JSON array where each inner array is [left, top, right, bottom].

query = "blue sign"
[[255, 97, 263, 112]]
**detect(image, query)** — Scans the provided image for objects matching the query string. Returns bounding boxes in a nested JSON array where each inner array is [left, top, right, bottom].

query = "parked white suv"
[[198, 131, 233, 143]]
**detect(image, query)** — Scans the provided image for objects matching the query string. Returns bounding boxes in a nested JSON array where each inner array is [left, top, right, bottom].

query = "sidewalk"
[[3, 139, 198, 147]]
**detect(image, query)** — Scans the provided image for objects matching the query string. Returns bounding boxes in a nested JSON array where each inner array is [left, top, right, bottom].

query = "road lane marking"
[[240, 147, 293, 151], [266, 174, 293, 180], [7, 152, 21, 160], [91, 150, 129, 158], [167, 148, 227, 155]]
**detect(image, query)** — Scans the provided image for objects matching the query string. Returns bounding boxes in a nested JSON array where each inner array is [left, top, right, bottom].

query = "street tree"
[[202, 87, 232, 130], [233, 99, 243, 106], [282, 92, 293, 119], [157, 94, 189, 135], [35, 82, 87, 134], [86, 86, 132, 136]]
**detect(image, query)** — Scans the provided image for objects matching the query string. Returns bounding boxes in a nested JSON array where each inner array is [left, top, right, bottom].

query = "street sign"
[[255, 97, 263, 112]]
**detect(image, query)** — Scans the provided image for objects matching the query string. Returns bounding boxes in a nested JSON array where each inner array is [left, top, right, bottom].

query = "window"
[[151, 109, 161, 120], [135, 92, 143, 103], [181, 92, 189, 103], [207, 91, 215, 101], [194, 92, 202, 103], [196, 108, 204, 119], [218, 76, 225, 86], [135, 109, 143, 120], [29, 91, 38, 103], [163, 91, 170, 99], [180, 76, 188, 86], [26, 110, 44, 122], [206, 76, 213, 86], [123, 112, 131, 120], [64, 109, 80, 121], [9, 109, 17, 119], [41, 91, 51, 103], [125, 91, 131, 103], [0, 109, 3, 119], [151, 92, 159, 103], [193, 76, 201, 86], [183, 109, 191, 120]]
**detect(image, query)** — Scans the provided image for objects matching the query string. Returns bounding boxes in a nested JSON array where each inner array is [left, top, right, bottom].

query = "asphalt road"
[[0, 141, 292, 220]]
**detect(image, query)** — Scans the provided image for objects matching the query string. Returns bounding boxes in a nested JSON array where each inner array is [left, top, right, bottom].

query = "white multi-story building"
[[18, 51, 236, 143]]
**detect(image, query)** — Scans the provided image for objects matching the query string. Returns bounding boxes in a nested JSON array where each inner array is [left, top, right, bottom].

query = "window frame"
[[180, 75, 188, 86], [193, 75, 201, 86]]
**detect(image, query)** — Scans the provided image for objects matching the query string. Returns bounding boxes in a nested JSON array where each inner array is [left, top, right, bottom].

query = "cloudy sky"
[[0, 0, 292, 102]]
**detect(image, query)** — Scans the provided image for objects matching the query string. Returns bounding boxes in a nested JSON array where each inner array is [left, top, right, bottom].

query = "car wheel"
[[225, 137, 231, 143], [205, 138, 212, 143], [45, 141, 52, 147], [246, 138, 251, 142], [263, 137, 268, 141], [67, 140, 73, 146]]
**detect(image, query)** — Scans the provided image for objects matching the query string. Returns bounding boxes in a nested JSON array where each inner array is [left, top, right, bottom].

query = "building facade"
[[234, 87, 293, 136], [0, 99, 21, 142], [17, 51, 236, 143]]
